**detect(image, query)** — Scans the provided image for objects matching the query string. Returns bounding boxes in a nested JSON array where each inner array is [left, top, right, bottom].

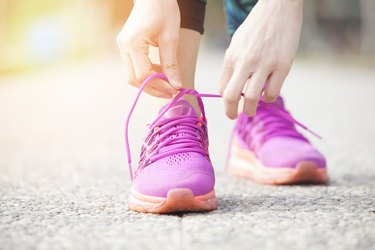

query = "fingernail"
[[170, 79, 182, 89]]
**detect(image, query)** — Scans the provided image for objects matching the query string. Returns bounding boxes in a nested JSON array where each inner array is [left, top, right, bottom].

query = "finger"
[[222, 69, 249, 120], [120, 53, 137, 86], [263, 70, 288, 103], [151, 63, 163, 73], [159, 34, 182, 89], [243, 71, 269, 116], [142, 85, 173, 99], [147, 79, 177, 96], [129, 43, 152, 82], [130, 62, 175, 96], [150, 64, 178, 95], [122, 55, 173, 98], [218, 61, 233, 95]]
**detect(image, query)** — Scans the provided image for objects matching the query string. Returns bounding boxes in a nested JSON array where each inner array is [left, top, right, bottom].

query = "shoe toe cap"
[[259, 137, 326, 169], [133, 153, 215, 197]]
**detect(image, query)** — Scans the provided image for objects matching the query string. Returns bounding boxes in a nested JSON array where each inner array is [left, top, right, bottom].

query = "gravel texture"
[[0, 51, 374, 250]]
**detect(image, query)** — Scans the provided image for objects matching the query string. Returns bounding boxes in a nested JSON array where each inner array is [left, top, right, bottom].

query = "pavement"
[[0, 50, 374, 250]]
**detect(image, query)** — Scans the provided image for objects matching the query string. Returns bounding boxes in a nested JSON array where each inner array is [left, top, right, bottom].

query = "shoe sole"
[[228, 143, 328, 185], [128, 188, 218, 214]]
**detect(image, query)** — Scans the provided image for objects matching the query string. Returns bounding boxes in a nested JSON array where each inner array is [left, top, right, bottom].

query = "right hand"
[[218, 0, 303, 119], [117, 0, 182, 98]]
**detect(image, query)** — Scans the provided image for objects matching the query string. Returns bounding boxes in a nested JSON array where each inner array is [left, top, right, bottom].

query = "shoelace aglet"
[[306, 128, 322, 140], [290, 116, 323, 140]]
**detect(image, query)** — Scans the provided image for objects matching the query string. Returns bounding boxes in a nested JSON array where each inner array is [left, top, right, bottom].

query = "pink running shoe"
[[228, 97, 328, 185], [125, 74, 217, 213]]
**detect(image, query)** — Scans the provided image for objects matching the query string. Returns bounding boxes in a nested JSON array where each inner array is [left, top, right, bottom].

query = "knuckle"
[[275, 60, 292, 72], [244, 54, 257, 64], [264, 60, 277, 69], [242, 52, 259, 65], [268, 92, 279, 99], [116, 33, 129, 44], [244, 111, 256, 116], [222, 59, 232, 70], [224, 49, 235, 63], [268, 88, 280, 97], [223, 94, 238, 104], [264, 90, 279, 102], [116, 34, 122, 45], [244, 93, 259, 103], [117, 33, 137, 50], [243, 108, 256, 117], [264, 94, 277, 103], [234, 54, 249, 65], [161, 31, 179, 41], [225, 110, 237, 120], [117, 39, 131, 52], [135, 71, 149, 82], [163, 61, 178, 70], [127, 78, 137, 87], [224, 48, 232, 58]]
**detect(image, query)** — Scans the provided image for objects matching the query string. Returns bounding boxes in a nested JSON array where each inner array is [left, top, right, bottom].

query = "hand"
[[219, 0, 303, 119], [117, 0, 182, 98]]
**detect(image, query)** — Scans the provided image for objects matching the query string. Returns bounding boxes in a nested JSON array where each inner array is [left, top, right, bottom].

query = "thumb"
[[159, 34, 182, 89]]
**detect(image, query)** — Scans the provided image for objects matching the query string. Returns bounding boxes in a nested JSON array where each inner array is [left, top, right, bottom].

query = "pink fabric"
[[134, 152, 215, 197], [125, 73, 324, 197], [259, 137, 326, 168], [234, 97, 326, 169], [134, 100, 215, 197]]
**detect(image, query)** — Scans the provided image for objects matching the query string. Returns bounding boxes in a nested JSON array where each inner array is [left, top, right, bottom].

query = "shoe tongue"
[[160, 99, 197, 119]]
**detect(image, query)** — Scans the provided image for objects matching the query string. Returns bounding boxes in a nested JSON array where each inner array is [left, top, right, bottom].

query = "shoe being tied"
[[125, 74, 217, 213]]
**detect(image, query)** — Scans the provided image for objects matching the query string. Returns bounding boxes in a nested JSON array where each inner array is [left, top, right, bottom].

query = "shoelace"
[[136, 112, 209, 178], [125, 73, 320, 181], [236, 101, 316, 151]]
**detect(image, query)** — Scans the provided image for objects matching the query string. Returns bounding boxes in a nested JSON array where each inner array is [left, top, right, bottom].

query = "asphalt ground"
[[1, 50, 374, 250]]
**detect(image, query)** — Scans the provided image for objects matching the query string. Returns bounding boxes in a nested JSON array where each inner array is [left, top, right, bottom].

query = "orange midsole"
[[130, 188, 216, 204], [229, 141, 327, 182]]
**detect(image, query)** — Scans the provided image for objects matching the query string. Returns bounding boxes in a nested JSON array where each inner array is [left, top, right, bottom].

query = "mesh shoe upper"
[[234, 97, 326, 169], [133, 100, 215, 197]]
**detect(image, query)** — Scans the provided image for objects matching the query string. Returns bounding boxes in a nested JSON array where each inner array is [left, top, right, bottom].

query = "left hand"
[[218, 0, 303, 119]]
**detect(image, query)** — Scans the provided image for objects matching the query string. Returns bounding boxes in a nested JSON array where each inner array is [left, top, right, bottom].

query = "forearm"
[[154, 28, 201, 115]]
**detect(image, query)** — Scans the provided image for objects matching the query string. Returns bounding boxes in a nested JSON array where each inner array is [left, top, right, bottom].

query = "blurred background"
[[1, 2, 375, 249], [0, 0, 374, 74]]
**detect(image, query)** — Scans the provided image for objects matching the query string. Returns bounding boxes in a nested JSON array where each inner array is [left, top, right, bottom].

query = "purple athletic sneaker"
[[125, 74, 217, 213], [228, 97, 328, 184]]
